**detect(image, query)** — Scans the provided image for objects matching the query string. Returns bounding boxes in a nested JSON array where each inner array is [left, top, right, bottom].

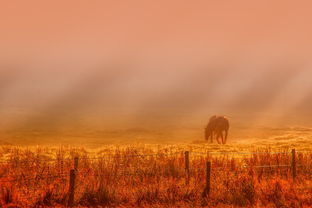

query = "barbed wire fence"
[[0, 149, 312, 206]]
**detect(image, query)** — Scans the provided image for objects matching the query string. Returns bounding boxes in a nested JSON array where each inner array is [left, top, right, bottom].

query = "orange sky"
[[1, 0, 312, 55], [1, 0, 312, 133]]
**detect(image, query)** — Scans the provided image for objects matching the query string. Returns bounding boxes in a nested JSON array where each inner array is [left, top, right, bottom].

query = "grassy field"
[[0, 135, 312, 208]]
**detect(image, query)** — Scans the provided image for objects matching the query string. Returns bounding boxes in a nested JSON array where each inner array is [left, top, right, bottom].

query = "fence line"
[[0, 164, 306, 182], [0, 148, 310, 183], [296, 150, 312, 153], [1, 148, 312, 205], [0, 152, 183, 163], [0, 157, 75, 164], [0, 174, 67, 183], [191, 151, 292, 155], [0, 149, 311, 164], [242, 164, 291, 168]]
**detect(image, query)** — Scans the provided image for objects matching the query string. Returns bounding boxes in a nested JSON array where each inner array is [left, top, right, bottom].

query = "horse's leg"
[[210, 132, 214, 143], [223, 130, 228, 144], [220, 131, 224, 144], [205, 128, 211, 142], [216, 131, 221, 144], [220, 132, 224, 144]]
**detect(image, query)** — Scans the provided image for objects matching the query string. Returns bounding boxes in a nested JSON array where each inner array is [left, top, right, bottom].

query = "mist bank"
[[1, 64, 312, 137]]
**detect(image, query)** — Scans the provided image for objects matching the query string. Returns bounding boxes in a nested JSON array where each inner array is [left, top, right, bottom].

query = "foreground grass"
[[0, 143, 312, 207]]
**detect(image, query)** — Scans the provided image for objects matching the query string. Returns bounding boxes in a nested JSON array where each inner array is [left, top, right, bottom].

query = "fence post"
[[68, 169, 76, 207], [291, 149, 296, 180], [185, 151, 190, 185], [202, 161, 211, 197], [60, 159, 64, 176], [74, 157, 79, 171]]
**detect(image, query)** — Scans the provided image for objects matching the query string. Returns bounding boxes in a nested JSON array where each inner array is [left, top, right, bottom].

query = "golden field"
[[1, 129, 312, 208]]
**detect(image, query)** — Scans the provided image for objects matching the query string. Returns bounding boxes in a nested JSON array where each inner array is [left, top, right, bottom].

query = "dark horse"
[[205, 115, 229, 144]]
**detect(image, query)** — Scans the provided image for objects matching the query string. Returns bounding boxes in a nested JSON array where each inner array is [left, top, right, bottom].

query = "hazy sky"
[[1, 0, 312, 133]]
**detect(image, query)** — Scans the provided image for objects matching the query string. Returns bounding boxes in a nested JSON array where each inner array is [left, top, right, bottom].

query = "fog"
[[1, 54, 311, 131], [1, 0, 312, 144]]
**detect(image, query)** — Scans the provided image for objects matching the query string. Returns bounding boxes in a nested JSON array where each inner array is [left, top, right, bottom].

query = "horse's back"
[[215, 116, 229, 131]]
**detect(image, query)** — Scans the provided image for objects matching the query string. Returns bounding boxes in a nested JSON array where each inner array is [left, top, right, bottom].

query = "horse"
[[205, 115, 229, 144]]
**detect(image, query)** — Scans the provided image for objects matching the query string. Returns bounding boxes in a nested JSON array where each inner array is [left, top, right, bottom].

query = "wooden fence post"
[[291, 149, 296, 180], [202, 161, 211, 197], [74, 157, 79, 171], [68, 169, 76, 207], [185, 151, 190, 184], [60, 159, 64, 176]]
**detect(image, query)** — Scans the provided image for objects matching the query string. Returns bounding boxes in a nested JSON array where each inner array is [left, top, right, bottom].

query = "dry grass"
[[0, 143, 312, 208]]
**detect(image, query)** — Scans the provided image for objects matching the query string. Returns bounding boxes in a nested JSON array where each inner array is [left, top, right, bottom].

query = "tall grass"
[[0, 145, 311, 207]]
